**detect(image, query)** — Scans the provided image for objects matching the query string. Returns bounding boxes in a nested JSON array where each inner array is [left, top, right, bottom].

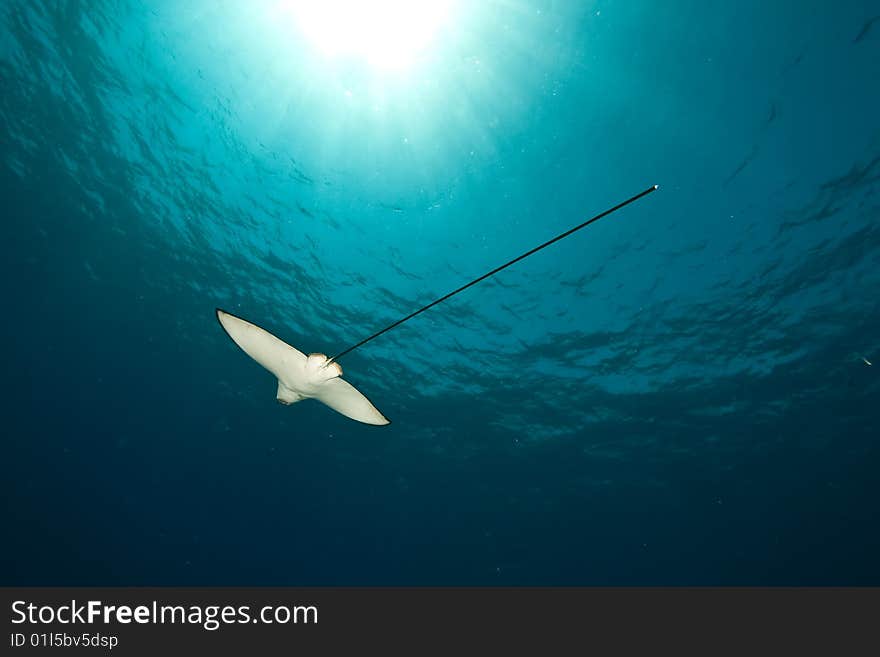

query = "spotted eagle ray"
[[217, 185, 658, 425]]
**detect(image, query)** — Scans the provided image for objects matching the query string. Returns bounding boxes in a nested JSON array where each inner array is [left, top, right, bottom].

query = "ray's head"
[[306, 352, 343, 382]]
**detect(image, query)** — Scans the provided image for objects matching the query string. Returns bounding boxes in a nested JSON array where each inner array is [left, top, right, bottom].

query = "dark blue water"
[[2, 1, 879, 585]]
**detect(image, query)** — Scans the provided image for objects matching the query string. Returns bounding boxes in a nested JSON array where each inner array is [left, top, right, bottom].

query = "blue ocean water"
[[2, 1, 879, 585]]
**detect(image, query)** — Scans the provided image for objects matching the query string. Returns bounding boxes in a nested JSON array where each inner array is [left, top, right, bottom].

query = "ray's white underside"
[[216, 309, 390, 426]]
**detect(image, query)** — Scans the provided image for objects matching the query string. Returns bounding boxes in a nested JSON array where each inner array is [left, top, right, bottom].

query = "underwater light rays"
[[279, 0, 457, 71]]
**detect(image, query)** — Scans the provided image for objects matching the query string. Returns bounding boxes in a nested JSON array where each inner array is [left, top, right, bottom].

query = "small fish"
[[862, 356, 872, 366], [853, 16, 880, 44]]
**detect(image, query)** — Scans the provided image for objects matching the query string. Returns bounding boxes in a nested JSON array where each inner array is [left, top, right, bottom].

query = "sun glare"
[[279, 0, 455, 70]]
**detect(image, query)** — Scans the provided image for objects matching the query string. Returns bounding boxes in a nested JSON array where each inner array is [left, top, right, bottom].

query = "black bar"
[[2, 587, 876, 655]]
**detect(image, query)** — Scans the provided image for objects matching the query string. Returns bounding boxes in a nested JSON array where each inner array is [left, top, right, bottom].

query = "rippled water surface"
[[2, 1, 879, 584]]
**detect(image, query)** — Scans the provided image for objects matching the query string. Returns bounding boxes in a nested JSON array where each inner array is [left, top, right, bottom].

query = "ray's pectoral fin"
[[314, 378, 391, 426], [215, 308, 307, 379]]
